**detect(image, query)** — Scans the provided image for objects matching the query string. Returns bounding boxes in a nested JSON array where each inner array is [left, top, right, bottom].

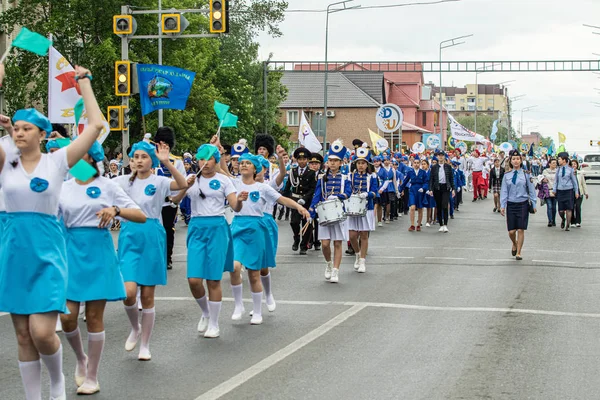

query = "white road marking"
[[424, 257, 466, 261], [194, 305, 366, 400], [586, 262, 600, 266], [532, 260, 575, 265], [476, 259, 512, 262], [395, 246, 434, 250]]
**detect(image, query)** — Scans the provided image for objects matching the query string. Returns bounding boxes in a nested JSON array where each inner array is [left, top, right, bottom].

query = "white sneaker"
[[138, 348, 151, 361], [125, 324, 141, 351], [250, 315, 263, 325], [378, 222, 383, 227], [197, 316, 209, 333], [231, 305, 245, 321], [330, 268, 339, 283], [203, 326, 220, 338], [266, 295, 276, 312], [385, 220, 390, 224], [357, 259, 366, 273], [438, 226, 444, 232], [353, 254, 360, 271], [325, 261, 333, 280], [443, 226, 449, 233], [576, 223, 581, 227], [426, 223, 431, 227]]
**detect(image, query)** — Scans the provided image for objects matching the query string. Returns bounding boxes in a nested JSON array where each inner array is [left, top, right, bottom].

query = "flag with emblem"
[[298, 112, 322, 153]]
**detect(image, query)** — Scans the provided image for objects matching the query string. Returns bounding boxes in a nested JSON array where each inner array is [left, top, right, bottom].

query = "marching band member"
[[348, 146, 379, 273], [114, 141, 187, 361], [59, 142, 146, 394], [373, 156, 386, 227], [229, 139, 249, 177], [283, 147, 316, 255], [0, 65, 104, 400], [399, 157, 429, 232], [307, 153, 324, 251], [378, 156, 396, 224], [309, 140, 353, 283]]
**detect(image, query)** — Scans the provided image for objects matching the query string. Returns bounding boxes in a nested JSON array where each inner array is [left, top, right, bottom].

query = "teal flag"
[[73, 98, 85, 130], [12, 28, 52, 56], [54, 137, 96, 181], [214, 101, 230, 121], [221, 112, 238, 128]]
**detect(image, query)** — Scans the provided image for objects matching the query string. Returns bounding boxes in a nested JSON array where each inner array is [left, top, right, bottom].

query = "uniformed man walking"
[[283, 148, 316, 255]]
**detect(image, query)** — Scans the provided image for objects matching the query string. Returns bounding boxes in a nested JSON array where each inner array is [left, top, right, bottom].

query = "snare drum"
[[224, 206, 234, 225], [316, 199, 346, 226], [344, 195, 367, 216]]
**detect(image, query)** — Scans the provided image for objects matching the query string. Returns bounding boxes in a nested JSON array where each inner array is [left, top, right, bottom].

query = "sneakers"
[[125, 324, 141, 351], [357, 259, 366, 273], [354, 255, 360, 271], [385, 219, 390, 224], [416, 225, 421, 232], [576, 223, 581, 227], [426, 223, 431, 227], [408, 225, 415, 232], [330, 268, 339, 283], [439, 226, 445, 232], [378, 222, 383, 227], [325, 261, 333, 280], [443, 226, 449, 233], [197, 316, 209, 333], [203, 327, 220, 338]]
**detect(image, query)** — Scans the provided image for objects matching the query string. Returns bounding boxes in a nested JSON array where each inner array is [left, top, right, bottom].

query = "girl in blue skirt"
[[399, 157, 429, 232], [114, 141, 187, 361], [59, 143, 146, 394], [0, 66, 104, 400]]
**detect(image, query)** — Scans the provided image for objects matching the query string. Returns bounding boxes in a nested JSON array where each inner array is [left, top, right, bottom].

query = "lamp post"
[[520, 105, 538, 138], [323, 0, 360, 154], [474, 63, 500, 135], [507, 95, 525, 141], [438, 34, 473, 143]]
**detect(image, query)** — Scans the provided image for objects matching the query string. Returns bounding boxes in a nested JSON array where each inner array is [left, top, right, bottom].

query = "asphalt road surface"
[[2, 182, 600, 400]]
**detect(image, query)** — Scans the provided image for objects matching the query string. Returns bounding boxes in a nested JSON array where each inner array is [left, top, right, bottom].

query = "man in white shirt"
[[469, 150, 487, 201]]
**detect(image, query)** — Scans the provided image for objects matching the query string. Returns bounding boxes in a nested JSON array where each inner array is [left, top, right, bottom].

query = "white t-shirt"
[[232, 179, 281, 217], [60, 176, 139, 228], [114, 174, 172, 220], [470, 157, 486, 172], [187, 173, 236, 217], [0, 136, 18, 212], [156, 158, 186, 207], [0, 147, 69, 215]]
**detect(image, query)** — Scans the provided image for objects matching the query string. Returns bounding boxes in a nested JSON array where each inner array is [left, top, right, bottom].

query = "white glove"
[[457, 187, 461, 193], [359, 192, 368, 199], [298, 199, 306, 206], [327, 195, 338, 200], [426, 191, 432, 196], [418, 188, 424, 193]]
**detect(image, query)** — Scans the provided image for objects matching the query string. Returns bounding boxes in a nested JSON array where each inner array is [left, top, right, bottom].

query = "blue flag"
[[137, 64, 196, 116]]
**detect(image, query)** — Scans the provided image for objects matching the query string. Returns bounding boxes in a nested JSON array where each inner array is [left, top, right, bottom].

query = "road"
[[2, 182, 600, 400]]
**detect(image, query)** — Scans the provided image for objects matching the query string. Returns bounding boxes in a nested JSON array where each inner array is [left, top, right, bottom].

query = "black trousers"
[[290, 209, 313, 250], [572, 197, 583, 224], [402, 188, 409, 214], [433, 188, 451, 226], [386, 192, 397, 220], [455, 189, 462, 209], [161, 205, 178, 264]]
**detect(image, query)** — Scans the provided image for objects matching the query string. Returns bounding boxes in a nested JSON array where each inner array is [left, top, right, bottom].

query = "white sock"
[[124, 304, 140, 331], [231, 284, 244, 312], [86, 331, 105, 385], [208, 301, 221, 330], [195, 295, 210, 318], [260, 273, 274, 305], [251, 292, 263, 318], [140, 307, 155, 354], [18, 360, 42, 400], [64, 328, 87, 379], [40, 344, 65, 399]]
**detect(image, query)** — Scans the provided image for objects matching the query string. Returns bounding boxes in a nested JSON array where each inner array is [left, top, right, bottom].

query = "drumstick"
[[301, 221, 310, 236]]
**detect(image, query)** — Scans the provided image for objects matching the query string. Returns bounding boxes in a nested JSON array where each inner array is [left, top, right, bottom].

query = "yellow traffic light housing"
[[210, 0, 229, 33], [108, 106, 123, 131], [113, 15, 134, 35], [115, 61, 131, 97], [162, 14, 181, 34]]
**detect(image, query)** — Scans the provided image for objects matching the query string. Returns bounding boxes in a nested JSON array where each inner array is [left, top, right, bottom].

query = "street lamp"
[[438, 34, 473, 142], [474, 63, 501, 135], [506, 95, 525, 141], [519, 105, 538, 138], [322, 0, 360, 153]]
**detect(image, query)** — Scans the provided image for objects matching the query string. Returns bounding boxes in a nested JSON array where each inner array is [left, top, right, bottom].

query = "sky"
[[257, 0, 600, 153]]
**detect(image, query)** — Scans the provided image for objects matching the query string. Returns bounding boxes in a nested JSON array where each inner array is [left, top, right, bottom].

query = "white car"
[[582, 154, 600, 180]]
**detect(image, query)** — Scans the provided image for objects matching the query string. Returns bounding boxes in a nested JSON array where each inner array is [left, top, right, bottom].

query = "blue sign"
[[137, 64, 196, 116], [423, 134, 442, 149]]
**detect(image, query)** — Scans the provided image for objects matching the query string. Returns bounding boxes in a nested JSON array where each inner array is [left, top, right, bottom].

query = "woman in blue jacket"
[[399, 157, 429, 232]]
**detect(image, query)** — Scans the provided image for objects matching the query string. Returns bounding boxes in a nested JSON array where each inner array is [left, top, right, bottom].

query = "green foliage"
[[0, 0, 289, 155]]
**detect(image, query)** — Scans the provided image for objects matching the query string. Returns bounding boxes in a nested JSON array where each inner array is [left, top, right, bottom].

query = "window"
[[467, 98, 475, 103], [445, 96, 455, 102], [460, 98, 465, 103], [447, 104, 456, 110], [478, 106, 483, 110], [286, 110, 299, 126], [422, 112, 427, 126], [479, 98, 483, 103]]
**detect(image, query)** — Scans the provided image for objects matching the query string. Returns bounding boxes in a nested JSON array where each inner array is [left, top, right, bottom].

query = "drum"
[[224, 206, 234, 225], [344, 195, 367, 217], [316, 199, 346, 226]]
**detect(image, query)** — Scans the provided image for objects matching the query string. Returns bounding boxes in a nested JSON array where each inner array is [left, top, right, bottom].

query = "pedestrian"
[[500, 150, 537, 261], [542, 158, 558, 227], [470, 150, 487, 201], [378, 156, 396, 224], [553, 152, 579, 231], [114, 141, 188, 361], [105, 159, 121, 178], [449, 160, 465, 215], [489, 158, 505, 213], [398, 157, 428, 232], [373, 156, 385, 226], [421, 158, 436, 226], [428, 151, 455, 232], [59, 142, 146, 394], [0, 65, 104, 400], [571, 159, 588, 227]]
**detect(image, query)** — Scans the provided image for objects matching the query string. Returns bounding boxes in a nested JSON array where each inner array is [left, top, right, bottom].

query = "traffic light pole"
[[121, 5, 130, 161], [158, 0, 164, 128]]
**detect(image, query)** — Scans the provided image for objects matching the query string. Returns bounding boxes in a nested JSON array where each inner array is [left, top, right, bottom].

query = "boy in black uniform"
[[307, 152, 324, 251], [283, 148, 316, 255]]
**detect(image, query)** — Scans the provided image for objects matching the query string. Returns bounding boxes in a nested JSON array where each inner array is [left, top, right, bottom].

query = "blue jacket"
[[310, 171, 353, 218], [453, 168, 465, 189], [399, 169, 429, 192], [349, 172, 379, 210]]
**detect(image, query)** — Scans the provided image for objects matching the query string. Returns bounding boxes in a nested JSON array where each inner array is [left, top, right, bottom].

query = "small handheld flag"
[[1, 28, 52, 63], [213, 101, 238, 137]]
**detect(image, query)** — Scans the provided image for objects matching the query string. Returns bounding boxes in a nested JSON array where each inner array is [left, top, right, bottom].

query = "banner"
[[423, 134, 442, 149], [369, 129, 388, 155], [298, 112, 322, 153], [448, 113, 487, 142], [137, 64, 196, 116]]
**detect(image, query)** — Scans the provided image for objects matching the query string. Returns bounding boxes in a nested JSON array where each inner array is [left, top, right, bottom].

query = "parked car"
[[582, 153, 600, 180]]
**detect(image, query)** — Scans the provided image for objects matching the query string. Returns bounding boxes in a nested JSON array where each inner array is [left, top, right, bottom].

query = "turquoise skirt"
[[262, 213, 278, 268], [118, 218, 167, 286], [231, 216, 272, 271], [0, 212, 68, 315], [0, 211, 7, 256], [66, 227, 126, 302], [187, 216, 234, 280]]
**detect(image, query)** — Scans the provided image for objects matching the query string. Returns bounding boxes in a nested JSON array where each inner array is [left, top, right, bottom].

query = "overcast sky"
[[258, 0, 600, 153]]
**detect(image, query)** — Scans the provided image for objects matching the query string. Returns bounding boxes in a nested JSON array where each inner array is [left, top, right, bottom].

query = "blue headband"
[[45, 140, 62, 153], [88, 141, 105, 162], [129, 141, 160, 168], [239, 153, 263, 173], [196, 144, 221, 163], [13, 108, 53, 138], [256, 155, 271, 170]]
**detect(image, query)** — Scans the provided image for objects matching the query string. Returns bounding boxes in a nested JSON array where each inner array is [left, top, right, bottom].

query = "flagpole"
[[216, 120, 224, 139]]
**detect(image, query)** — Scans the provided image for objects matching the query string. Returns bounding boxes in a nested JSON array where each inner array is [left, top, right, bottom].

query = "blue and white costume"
[[347, 172, 379, 232], [310, 170, 352, 241], [259, 156, 283, 269], [60, 177, 139, 302], [399, 168, 429, 209]]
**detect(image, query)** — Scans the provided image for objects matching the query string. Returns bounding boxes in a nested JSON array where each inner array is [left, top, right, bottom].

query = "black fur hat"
[[254, 134, 275, 157], [352, 139, 364, 149], [154, 126, 175, 149], [222, 144, 232, 155]]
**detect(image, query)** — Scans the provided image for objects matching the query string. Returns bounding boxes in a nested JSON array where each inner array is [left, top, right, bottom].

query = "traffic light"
[[115, 61, 131, 96], [108, 106, 123, 131], [113, 15, 136, 36], [161, 13, 189, 35], [209, 0, 229, 33]]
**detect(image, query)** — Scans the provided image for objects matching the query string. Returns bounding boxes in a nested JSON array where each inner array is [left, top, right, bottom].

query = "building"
[[521, 131, 543, 147], [431, 83, 509, 124]]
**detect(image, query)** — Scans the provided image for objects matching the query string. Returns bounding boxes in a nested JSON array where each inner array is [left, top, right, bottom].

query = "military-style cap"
[[293, 147, 311, 160]]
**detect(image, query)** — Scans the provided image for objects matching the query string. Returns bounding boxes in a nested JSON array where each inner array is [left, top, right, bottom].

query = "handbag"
[[524, 173, 535, 214]]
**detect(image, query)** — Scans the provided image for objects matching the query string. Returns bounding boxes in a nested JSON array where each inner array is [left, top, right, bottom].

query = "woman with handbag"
[[500, 150, 537, 261]]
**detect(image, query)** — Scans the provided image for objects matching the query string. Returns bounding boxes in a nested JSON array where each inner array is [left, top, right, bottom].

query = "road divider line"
[[424, 257, 466, 261], [532, 260, 575, 265], [194, 305, 366, 400]]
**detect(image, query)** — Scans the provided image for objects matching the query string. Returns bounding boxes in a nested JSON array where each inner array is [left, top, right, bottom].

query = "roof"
[[342, 72, 384, 103], [402, 121, 432, 133], [280, 72, 381, 108]]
